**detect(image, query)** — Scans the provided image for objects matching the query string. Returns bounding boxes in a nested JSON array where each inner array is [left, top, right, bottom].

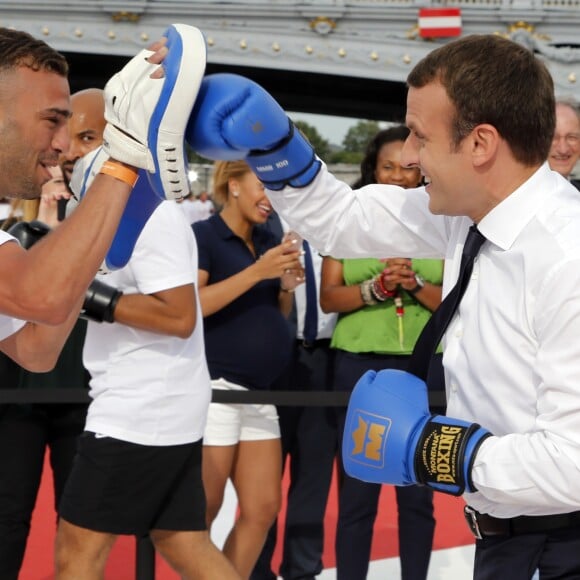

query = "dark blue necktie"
[[410, 225, 486, 381], [302, 240, 318, 346]]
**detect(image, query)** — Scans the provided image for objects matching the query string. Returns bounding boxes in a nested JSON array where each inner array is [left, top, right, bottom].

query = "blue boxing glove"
[[70, 147, 161, 272], [342, 369, 492, 496], [186, 73, 321, 190]]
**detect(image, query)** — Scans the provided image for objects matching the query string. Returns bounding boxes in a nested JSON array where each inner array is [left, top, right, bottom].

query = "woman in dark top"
[[193, 159, 303, 578]]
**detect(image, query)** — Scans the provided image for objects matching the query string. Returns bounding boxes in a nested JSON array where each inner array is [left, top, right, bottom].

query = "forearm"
[[198, 266, 261, 317], [409, 282, 442, 312], [0, 296, 84, 371], [320, 284, 364, 314], [268, 167, 447, 261], [278, 289, 294, 318], [112, 287, 196, 339], [471, 434, 580, 514], [3, 174, 131, 325]]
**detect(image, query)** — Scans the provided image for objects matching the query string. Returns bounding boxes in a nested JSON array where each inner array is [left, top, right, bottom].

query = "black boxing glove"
[[7, 220, 51, 249], [81, 279, 123, 323]]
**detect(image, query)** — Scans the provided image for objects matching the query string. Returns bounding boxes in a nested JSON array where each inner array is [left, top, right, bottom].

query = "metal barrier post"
[[136, 535, 156, 580]]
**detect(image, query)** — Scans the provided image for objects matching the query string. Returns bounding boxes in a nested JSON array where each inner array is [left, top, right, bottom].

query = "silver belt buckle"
[[464, 506, 483, 540]]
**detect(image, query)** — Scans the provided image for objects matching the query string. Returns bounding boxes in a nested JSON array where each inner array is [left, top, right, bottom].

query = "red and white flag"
[[418, 8, 462, 38]]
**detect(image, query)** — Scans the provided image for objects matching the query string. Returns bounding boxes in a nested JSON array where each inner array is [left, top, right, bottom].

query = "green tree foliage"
[[187, 142, 214, 164], [294, 120, 331, 161], [337, 120, 382, 164], [328, 149, 364, 164]]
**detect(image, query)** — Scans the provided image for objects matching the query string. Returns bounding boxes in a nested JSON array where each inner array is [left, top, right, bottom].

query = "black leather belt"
[[464, 506, 580, 540]]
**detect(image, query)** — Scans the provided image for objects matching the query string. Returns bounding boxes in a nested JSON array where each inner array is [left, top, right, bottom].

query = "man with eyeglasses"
[[549, 100, 580, 189]]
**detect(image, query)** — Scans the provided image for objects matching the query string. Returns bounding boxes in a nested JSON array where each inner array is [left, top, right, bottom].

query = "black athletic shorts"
[[59, 432, 207, 536]]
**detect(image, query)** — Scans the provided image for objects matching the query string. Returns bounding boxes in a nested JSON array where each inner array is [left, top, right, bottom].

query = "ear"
[[470, 124, 499, 167], [228, 177, 240, 196]]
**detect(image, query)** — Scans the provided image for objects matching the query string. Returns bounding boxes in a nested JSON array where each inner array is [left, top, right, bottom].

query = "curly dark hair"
[[0, 27, 68, 76], [353, 125, 411, 188]]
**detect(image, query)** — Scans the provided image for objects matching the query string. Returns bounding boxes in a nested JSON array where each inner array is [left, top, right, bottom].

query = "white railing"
[[2, 0, 580, 10]]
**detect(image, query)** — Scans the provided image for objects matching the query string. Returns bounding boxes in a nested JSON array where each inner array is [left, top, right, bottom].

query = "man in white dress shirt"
[[186, 33, 580, 579], [271, 36, 580, 579]]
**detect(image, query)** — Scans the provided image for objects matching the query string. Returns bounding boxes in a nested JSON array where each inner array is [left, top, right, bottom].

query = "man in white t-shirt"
[[57, 189, 238, 579], [55, 153, 240, 579]]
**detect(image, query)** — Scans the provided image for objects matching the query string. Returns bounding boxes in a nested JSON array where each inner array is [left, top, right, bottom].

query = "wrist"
[[360, 279, 378, 306], [81, 279, 123, 323], [413, 416, 492, 496], [99, 160, 139, 187], [408, 273, 425, 295], [247, 122, 321, 191], [371, 275, 397, 302]]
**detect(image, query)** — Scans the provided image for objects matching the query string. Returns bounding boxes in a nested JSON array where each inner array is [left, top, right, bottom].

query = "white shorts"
[[203, 378, 280, 446]]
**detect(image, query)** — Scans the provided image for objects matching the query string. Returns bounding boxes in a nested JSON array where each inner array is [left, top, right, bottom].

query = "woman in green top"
[[321, 126, 443, 580]]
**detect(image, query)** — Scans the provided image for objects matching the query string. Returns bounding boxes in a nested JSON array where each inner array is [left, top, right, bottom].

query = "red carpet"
[[20, 456, 473, 579]]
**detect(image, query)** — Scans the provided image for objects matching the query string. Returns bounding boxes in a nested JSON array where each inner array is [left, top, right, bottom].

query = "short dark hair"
[[0, 27, 68, 76], [407, 34, 554, 166], [354, 125, 411, 188]]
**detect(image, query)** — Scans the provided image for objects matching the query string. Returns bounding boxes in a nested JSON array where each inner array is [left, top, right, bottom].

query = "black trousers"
[[0, 403, 87, 579], [474, 528, 580, 580], [333, 350, 441, 580], [251, 340, 337, 580]]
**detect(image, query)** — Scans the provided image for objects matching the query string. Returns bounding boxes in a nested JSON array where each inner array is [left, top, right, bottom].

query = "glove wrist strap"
[[247, 122, 321, 190], [413, 416, 491, 496]]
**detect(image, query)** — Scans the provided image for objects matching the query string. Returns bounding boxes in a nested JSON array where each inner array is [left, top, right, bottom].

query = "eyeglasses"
[[552, 133, 580, 147]]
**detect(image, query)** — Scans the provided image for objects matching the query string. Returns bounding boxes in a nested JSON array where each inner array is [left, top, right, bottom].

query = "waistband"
[[464, 506, 580, 539], [298, 338, 332, 349]]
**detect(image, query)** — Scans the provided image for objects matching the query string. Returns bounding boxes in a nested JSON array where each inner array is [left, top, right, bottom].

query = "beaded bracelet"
[[371, 275, 397, 302], [360, 278, 378, 306]]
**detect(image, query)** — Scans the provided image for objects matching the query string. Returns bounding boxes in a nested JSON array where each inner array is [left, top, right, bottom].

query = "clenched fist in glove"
[[186, 73, 321, 190], [342, 369, 492, 496]]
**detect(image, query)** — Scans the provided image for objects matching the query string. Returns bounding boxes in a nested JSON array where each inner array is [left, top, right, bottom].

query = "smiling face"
[[0, 66, 70, 200], [549, 102, 580, 179], [374, 140, 422, 188], [403, 80, 479, 218], [229, 170, 273, 225]]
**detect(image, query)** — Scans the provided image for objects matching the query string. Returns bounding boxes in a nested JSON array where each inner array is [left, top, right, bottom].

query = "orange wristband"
[[99, 160, 139, 187]]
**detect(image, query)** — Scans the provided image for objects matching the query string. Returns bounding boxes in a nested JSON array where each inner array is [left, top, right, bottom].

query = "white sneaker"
[[102, 23, 206, 200]]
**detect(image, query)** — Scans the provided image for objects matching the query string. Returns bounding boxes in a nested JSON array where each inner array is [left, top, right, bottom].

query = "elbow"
[[174, 313, 196, 339], [17, 292, 75, 327], [319, 297, 333, 314]]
